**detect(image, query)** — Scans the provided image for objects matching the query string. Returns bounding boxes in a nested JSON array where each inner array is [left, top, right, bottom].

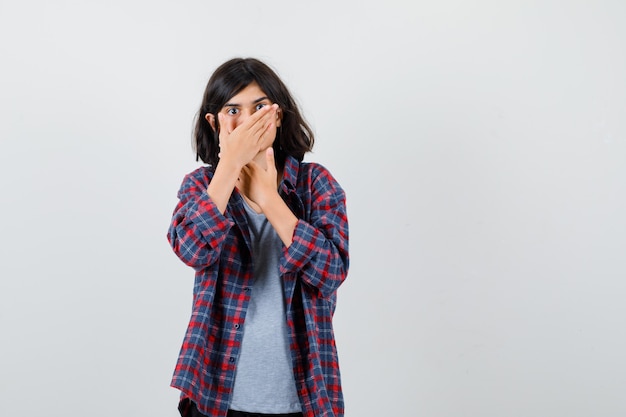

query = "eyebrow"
[[223, 96, 270, 107]]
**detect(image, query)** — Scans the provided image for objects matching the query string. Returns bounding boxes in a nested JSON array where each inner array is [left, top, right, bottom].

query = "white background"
[[1, 1, 625, 416]]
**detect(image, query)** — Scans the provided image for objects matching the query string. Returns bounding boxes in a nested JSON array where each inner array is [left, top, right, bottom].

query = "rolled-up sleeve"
[[168, 169, 234, 270], [280, 166, 349, 298]]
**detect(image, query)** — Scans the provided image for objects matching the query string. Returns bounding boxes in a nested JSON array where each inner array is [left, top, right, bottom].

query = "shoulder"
[[181, 165, 215, 184], [298, 162, 345, 197], [177, 165, 215, 196]]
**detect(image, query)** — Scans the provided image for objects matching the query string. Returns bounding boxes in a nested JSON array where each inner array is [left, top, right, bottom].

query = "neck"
[[249, 149, 284, 190], [252, 150, 268, 170]]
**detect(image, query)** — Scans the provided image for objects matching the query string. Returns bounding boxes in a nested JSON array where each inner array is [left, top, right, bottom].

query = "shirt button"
[[229, 357, 235, 363], [244, 287, 251, 292], [234, 324, 240, 329]]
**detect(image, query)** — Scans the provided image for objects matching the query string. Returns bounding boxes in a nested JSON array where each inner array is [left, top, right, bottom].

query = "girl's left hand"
[[238, 147, 279, 210]]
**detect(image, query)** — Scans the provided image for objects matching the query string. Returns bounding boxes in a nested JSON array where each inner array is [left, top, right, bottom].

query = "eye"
[[226, 108, 239, 115], [255, 103, 267, 111]]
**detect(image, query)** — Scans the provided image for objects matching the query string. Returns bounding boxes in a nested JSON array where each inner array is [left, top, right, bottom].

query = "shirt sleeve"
[[280, 165, 349, 298], [167, 169, 234, 270]]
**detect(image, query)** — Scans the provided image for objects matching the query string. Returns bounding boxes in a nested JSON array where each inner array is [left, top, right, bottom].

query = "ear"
[[276, 108, 282, 128], [205, 113, 216, 130]]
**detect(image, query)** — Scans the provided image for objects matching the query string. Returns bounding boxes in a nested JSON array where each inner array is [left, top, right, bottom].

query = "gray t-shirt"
[[229, 200, 301, 413]]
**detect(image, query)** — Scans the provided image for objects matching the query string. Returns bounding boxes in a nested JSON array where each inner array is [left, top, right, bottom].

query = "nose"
[[237, 109, 253, 125], [230, 109, 256, 130]]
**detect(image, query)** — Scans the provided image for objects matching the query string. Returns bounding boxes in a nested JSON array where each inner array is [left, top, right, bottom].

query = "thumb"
[[266, 147, 275, 169]]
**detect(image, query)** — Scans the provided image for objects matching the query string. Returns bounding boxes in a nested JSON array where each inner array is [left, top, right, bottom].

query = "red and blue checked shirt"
[[167, 155, 349, 417]]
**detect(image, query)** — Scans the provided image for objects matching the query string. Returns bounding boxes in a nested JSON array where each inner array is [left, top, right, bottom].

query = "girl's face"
[[216, 82, 281, 149]]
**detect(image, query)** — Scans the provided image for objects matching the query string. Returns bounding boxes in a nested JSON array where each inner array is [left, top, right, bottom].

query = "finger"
[[246, 104, 278, 135], [254, 103, 278, 122], [265, 147, 276, 171], [247, 119, 270, 142], [217, 113, 228, 142], [259, 120, 276, 144], [234, 104, 271, 132]]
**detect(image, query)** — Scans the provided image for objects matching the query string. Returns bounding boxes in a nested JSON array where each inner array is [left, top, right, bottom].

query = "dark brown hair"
[[193, 58, 314, 168]]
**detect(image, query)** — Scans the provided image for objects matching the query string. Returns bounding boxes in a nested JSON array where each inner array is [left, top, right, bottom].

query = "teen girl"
[[167, 58, 349, 417]]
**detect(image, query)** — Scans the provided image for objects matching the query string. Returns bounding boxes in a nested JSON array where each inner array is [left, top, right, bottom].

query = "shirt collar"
[[279, 155, 305, 219], [280, 155, 300, 193]]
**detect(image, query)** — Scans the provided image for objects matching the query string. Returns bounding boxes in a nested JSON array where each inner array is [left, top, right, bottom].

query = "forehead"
[[226, 82, 268, 104]]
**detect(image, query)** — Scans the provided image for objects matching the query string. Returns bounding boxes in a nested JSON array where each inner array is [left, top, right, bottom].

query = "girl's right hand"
[[217, 103, 278, 169]]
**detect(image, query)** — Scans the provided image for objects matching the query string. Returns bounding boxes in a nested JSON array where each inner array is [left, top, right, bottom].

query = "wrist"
[[216, 157, 243, 178], [257, 189, 281, 211]]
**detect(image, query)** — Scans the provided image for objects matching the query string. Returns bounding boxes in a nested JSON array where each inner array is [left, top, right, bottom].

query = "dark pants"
[[179, 399, 303, 417]]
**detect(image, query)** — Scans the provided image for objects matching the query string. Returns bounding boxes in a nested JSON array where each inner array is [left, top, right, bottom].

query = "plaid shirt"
[[167, 156, 349, 417]]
